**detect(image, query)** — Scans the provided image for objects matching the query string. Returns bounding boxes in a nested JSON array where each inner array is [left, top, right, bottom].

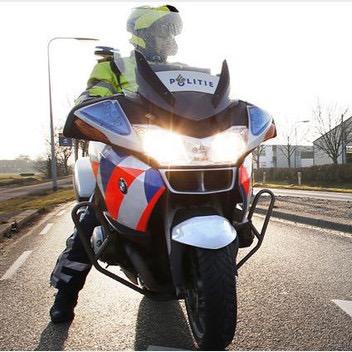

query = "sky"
[[1, 1, 352, 159]]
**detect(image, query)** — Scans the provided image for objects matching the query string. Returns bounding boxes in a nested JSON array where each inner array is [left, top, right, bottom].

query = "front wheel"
[[184, 242, 238, 350]]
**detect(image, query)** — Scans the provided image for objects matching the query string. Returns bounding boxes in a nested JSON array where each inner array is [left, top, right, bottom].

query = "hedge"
[[254, 164, 352, 185]]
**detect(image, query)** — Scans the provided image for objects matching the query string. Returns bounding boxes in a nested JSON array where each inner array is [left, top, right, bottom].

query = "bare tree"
[[313, 102, 352, 164], [16, 154, 31, 161], [55, 126, 73, 176], [79, 140, 89, 157], [33, 156, 51, 177], [252, 145, 265, 169], [57, 142, 73, 175], [35, 126, 73, 177], [279, 136, 296, 168], [274, 117, 303, 168]]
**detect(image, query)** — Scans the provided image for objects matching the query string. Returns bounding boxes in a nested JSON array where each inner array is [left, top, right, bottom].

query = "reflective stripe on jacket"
[[75, 56, 137, 104]]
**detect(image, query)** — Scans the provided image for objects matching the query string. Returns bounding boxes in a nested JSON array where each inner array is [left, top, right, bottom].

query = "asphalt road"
[[1, 180, 350, 203], [254, 187, 352, 202], [0, 177, 72, 201], [0, 203, 351, 350]]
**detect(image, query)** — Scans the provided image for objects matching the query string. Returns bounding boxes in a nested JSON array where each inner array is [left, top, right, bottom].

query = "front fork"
[[70, 189, 275, 298], [71, 202, 176, 300], [236, 189, 275, 269]]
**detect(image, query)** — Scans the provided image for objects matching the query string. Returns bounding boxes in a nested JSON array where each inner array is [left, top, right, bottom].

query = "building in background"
[[313, 116, 352, 165], [347, 145, 352, 163], [0, 159, 36, 173], [254, 145, 314, 169]]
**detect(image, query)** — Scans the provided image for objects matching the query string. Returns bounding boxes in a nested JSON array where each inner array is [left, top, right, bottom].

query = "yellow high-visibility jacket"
[[76, 56, 137, 104]]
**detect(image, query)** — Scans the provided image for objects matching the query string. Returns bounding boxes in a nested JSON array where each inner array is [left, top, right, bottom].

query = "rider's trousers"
[[50, 207, 98, 291]]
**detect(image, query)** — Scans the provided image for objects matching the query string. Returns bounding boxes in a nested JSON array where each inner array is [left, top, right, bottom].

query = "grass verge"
[[254, 182, 352, 193], [0, 174, 72, 188], [0, 173, 44, 187], [0, 188, 75, 216]]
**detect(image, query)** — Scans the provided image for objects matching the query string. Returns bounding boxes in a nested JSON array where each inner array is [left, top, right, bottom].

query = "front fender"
[[171, 215, 237, 250], [74, 157, 96, 201]]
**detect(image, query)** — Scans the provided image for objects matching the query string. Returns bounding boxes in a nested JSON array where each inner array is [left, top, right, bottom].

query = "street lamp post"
[[47, 36, 98, 191], [294, 120, 310, 168]]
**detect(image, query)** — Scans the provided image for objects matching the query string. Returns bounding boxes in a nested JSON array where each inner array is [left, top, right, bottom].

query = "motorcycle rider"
[[49, 4, 182, 324]]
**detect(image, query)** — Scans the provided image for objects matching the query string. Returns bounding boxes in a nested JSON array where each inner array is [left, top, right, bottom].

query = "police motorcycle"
[[64, 45, 276, 349]]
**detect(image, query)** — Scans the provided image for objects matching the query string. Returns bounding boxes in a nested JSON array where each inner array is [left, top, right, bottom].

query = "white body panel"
[[172, 215, 237, 249], [88, 141, 106, 160], [74, 157, 96, 201]]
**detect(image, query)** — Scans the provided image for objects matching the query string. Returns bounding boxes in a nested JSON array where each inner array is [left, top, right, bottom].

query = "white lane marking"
[[0, 203, 75, 253], [332, 300, 352, 318], [40, 223, 53, 235], [0, 251, 33, 280], [56, 210, 66, 217]]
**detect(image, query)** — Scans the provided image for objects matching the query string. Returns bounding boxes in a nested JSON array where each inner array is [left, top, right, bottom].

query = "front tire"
[[184, 241, 237, 350]]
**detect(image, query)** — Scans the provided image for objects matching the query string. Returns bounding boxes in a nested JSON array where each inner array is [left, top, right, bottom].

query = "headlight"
[[133, 125, 247, 167], [133, 125, 189, 164], [207, 129, 246, 163]]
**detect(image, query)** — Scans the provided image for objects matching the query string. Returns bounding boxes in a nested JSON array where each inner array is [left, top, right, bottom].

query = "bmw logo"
[[119, 178, 128, 194]]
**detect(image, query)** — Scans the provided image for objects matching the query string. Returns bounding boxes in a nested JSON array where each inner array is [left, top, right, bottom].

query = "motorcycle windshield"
[[114, 7, 232, 120]]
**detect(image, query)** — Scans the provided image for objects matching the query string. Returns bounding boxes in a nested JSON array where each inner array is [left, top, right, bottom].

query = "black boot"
[[50, 289, 79, 324]]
